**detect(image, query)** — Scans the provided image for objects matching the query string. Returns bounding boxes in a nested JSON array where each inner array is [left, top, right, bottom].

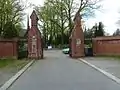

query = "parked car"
[[62, 48, 70, 54], [48, 45, 52, 50]]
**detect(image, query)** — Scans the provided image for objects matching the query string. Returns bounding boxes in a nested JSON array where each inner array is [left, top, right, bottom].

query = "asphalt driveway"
[[8, 50, 120, 90]]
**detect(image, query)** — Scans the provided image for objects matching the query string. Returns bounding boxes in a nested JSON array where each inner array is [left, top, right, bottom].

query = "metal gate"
[[18, 39, 28, 59], [84, 38, 93, 56]]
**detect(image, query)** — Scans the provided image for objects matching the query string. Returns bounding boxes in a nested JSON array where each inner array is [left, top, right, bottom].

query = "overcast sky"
[[25, 0, 120, 35]]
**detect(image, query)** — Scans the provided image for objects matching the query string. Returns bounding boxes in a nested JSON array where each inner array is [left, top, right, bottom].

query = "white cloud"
[[85, 0, 120, 35], [30, 0, 44, 5], [25, 0, 44, 14], [23, 0, 44, 28], [24, 0, 120, 35]]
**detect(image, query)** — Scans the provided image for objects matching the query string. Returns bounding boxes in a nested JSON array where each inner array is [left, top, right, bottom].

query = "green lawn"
[[0, 59, 30, 86], [0, 58, 29, 69], [95, 55, 120, 60]]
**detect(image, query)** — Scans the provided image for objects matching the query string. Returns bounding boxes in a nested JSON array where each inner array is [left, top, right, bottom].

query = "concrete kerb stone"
[[0, 60, 35, 90], [79, 58, 120, 85]]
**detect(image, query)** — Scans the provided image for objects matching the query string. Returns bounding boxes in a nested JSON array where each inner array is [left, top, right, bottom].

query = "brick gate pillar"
[[69, 12, 84, 58], [28, 10, 43, 59]]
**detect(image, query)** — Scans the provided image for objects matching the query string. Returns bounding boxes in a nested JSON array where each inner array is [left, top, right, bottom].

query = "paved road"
[[8, 50, 120, 90]]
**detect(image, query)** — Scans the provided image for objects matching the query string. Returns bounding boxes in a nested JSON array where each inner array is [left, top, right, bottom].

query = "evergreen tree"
[[84, 28, 94, 38], [94, 22, 104, 37], [98, 22, 104, 36], [3, 21, 18, 38], [113, 28, 120, 36], [94, 23, 98, 37]]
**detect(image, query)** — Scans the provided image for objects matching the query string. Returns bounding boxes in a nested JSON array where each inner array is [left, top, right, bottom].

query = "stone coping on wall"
[[0, 38, 18, 42], [92, 36, 120, 41]]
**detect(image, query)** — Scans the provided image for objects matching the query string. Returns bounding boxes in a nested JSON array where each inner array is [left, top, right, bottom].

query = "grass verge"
[[94, 55, 120, 60], [0, 58, 29, 69], [0, 58, 30, 87]]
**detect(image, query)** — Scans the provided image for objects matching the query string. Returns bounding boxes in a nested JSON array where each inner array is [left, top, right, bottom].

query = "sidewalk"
[[83, 57, 120, 78]]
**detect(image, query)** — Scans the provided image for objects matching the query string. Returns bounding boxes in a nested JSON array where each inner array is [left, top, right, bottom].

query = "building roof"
[[30, 10, 39, 20], [0, 38, 18, 42], [73, 11, 82, 21], [92, 36, 120, 40]]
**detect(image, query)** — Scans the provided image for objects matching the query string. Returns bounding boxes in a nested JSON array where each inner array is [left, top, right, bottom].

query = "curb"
[[79, 58, 120, 84], [0, 60, 35, 90]]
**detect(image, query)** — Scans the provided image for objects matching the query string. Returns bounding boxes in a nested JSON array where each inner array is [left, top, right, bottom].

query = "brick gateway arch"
[[27, 10, 43, 59], [26, 10, 92, 60], [26, 10, 85, 59]]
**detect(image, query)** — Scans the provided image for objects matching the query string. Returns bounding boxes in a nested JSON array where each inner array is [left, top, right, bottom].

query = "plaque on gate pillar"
[[31, 36, 37, 57], [76, 39, 81, 46]]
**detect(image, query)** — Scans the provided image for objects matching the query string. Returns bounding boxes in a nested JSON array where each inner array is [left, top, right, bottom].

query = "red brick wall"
[[0, 39, 18, 59], [93, 36, 120, 56]]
